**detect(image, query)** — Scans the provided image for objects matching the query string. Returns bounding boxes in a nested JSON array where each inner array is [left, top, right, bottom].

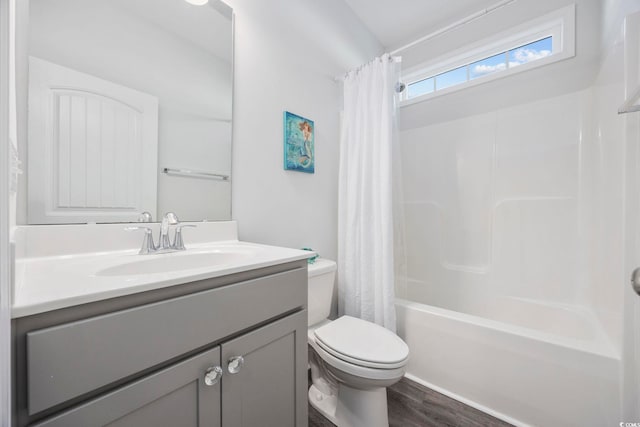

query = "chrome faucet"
[[173, 224, 197, 250], [125, 225, 158, 255], [126, 212, 196, 254], [159, 212, 179, 251]]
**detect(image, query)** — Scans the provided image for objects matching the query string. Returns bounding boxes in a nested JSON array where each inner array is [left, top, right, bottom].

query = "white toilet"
[[307, 259, 409, 427]]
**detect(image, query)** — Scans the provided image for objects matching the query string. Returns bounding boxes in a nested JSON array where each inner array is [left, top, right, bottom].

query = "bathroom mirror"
[[19, 0, 233, 224]]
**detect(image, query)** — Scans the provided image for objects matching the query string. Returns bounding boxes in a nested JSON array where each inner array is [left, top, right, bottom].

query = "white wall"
[[23, 0, 233, 222], [225, 0, 382, 262]]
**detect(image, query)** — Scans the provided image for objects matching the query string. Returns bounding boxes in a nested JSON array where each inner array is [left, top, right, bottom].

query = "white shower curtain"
[[338, 54, 402, 332]]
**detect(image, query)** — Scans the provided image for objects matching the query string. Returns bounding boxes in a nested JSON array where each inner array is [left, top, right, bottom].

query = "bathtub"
[[395, 297, 621, 427]]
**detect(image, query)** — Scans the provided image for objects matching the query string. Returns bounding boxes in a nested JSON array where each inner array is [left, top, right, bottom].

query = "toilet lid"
[[313, 316, 409, 369]]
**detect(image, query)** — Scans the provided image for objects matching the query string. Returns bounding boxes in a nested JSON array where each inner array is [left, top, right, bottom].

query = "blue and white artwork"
[[284, 111, 315, 173]]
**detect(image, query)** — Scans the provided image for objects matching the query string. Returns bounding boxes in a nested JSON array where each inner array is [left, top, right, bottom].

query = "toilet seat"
[[309, 337, 406, 382], [313, 316, 409, 369]]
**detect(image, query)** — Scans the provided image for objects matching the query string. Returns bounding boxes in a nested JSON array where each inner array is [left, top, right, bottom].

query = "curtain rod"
[[389, 0, 517, 56], [333, 0, 517, 83], [334, 54, 401, 82]]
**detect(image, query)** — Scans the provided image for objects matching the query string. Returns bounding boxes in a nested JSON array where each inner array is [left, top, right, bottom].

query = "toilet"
[[307, 259, 409, 427]]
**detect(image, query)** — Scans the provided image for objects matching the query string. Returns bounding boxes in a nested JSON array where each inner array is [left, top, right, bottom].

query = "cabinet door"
[[33, 347, 222, 427], [221, 311, 308, 427]]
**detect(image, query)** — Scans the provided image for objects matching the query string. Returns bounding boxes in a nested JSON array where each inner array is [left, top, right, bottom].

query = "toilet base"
[[309, 384, 339, 425], [308, 383, 389, 427]]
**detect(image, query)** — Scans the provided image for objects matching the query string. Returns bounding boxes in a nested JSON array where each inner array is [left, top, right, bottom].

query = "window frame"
[[400, 4, 576, 105]]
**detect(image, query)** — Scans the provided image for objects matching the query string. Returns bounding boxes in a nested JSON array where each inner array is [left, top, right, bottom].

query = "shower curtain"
[[338, 54, 402, 332]]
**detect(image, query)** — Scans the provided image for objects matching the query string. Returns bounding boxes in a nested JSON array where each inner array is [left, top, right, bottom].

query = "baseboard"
[[403, 373, 529, 427]]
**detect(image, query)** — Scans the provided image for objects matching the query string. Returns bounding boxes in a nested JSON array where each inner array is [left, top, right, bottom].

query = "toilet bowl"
[[307, 259, 409, 427]]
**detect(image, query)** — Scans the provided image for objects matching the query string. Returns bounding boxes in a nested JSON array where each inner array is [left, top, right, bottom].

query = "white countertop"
[[13, 240, 312, 318]]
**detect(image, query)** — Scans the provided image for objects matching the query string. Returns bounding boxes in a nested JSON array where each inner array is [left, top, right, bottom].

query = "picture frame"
[[283, 111, 315, 173]]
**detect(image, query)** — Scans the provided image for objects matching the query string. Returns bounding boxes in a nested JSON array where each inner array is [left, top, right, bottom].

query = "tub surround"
[[397, 82, 625, 426], [12, 221, 313, 318]]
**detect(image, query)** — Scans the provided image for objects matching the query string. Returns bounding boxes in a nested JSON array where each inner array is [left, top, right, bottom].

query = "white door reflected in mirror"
[[22, 0, 233, 224]]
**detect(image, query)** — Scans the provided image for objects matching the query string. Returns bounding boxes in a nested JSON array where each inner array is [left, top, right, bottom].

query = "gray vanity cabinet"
[[32, 347, 222, 427], [222, 310, 307, 427], [12, 261, 309, 427], [32, 311, 308, 427]]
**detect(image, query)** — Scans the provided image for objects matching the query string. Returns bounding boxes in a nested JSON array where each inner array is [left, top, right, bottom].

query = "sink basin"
[[96, 250, 254, 277]]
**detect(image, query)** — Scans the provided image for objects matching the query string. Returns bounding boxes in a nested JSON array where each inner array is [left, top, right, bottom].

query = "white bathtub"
[[395, 297, 621, 427]]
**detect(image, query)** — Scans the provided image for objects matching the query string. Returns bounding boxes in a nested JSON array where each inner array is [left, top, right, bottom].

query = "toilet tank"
[[307, 258, 337, 326]]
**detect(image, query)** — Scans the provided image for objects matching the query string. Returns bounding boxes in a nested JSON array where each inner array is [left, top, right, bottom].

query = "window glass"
[[469, 52, 507, 80], [403, 35, 556, 101], [509, 36, 552, 68], [435, 66, 467, 91], [407, 77, 434, 99]]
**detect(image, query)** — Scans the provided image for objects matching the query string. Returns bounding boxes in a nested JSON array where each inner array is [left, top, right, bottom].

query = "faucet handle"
[[125, 226, 157, 255], [172, 224, 197, 251], [137, 211, 153, 222]]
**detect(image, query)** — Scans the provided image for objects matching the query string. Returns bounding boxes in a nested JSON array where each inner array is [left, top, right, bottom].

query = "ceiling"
[[342, 0, 499, 49]]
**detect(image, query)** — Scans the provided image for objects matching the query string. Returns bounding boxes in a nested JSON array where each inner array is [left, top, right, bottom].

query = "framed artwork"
[[283, 111, 314, 173]]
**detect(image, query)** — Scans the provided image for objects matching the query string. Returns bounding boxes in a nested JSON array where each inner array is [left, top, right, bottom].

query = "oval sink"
[[96, 251, 252, 277]]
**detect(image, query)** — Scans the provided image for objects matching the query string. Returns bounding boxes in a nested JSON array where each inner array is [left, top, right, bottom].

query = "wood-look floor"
[[308, 377, 513, 427]]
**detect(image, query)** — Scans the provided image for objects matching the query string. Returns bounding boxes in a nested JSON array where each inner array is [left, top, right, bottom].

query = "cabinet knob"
[[227, 356, 244, 374], [204, 366, 223, 386]]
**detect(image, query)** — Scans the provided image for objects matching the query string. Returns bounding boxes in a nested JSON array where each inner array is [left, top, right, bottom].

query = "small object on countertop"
[[302, 248, 318, 264]]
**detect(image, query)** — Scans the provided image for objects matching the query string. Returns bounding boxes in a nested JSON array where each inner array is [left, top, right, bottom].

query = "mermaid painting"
[[284, 111, 315, 173]]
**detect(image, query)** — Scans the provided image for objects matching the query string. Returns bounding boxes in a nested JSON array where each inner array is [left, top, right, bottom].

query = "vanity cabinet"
[[222, 312, 306, 426], [12, 261, 309, 427], [32, 347, 222, 427]]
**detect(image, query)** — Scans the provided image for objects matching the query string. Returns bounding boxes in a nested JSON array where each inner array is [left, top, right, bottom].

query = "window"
[[436, 66, 467, 91], [406, 35, 556, 100], [401, 4, 575, 104], [509, 37, 553, 69], [470, 52, 508, 80], [407, 77, 434, 98]]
